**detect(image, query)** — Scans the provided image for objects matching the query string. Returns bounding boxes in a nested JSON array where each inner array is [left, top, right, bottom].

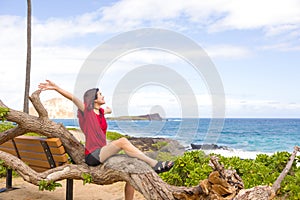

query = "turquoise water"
[[53, 118, 300, 154]]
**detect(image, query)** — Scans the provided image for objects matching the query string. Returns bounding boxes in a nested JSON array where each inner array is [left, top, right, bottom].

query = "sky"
[[1, 0, 300, 118]]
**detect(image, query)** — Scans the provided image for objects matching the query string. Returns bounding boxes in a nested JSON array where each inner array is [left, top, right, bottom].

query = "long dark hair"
[[83, 88, 99, 111]]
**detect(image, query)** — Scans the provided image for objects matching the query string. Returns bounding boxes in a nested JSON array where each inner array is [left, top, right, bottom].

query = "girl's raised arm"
[[38, 80, 84, 112]]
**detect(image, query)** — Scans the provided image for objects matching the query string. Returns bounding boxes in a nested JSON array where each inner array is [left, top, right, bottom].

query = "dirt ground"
[[0, 177, 145, 200]]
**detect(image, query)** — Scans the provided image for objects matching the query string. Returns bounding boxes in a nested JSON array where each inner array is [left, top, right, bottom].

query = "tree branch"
[[271, 146, 300, 194], [0, 126, 27, 145], [1, 92, 85, 164], [28, 90, 48, 119]]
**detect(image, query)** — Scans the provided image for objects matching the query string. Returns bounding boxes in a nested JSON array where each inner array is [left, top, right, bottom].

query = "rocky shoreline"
[[69, 129, 229, 160], [128, 136, 186, 159]]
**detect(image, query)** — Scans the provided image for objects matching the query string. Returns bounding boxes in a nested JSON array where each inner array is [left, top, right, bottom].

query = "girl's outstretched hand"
[[38, 80, 57, 91], [104, 106, 112, 114]]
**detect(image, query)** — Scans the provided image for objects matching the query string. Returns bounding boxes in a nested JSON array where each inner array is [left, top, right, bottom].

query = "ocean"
[[53, 118, 300, 159]]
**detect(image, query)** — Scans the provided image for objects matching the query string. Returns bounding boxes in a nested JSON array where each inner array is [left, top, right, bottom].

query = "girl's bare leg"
[[125, 182, 134, 200], [99, 137, 158, 167]]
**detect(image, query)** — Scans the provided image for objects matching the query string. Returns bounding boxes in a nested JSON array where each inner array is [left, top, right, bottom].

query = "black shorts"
[[85, 148, 102, 166]]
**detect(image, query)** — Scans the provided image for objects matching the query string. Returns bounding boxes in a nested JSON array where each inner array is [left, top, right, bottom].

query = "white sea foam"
[[201, 149, 300, 167], [202, 149, 274, 160]]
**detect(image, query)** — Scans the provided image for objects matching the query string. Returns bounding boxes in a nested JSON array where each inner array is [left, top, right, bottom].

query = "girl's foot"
[[153, 161, 174, 173]]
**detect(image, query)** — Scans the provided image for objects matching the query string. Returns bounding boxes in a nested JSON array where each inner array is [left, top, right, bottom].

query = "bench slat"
[[30, 166, 50, 173], [45, 138, 63, 147], [13, 143, 66, 156], [22, 158, 65, 169], [0, 141, 14, 148], [0, 135, 74, 200], [0, 147, 17, 157], [0, 136, 69, 170], [18, 151, 68, 163], [15, 143, 45, 153], [49, 146, 67, 155], [14, 136, 63, 147]]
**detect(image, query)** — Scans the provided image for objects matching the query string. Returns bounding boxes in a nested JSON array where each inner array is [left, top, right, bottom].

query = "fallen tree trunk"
[[0, 90, 299, 199], [233, 146, 300, 200]]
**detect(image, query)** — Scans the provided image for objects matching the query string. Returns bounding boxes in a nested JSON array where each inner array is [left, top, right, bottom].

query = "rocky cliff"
[[107, 113, 163, 121], [29, 98, 75, 119]]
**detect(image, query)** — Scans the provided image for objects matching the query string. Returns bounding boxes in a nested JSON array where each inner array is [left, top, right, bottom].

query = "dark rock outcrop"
[[191, 143, 229, 150], [137, 113, 163, 121], [108, 113, 163, 121]]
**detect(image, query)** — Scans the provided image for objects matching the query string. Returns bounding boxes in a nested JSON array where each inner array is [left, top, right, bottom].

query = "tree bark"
[[23, 0, 32, 114], [0, 90, 299, 199]]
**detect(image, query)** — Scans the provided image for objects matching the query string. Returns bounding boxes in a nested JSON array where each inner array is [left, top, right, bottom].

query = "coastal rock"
[[137, 113, 163, 121], [108, 113, 163, 121], [29, 98, 74, 119], [128, 137, 185, 159], [191, 143, 228, 150]]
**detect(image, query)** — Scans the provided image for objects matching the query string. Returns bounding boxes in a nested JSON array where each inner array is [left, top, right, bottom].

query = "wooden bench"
[[0, 135, 74, 200]]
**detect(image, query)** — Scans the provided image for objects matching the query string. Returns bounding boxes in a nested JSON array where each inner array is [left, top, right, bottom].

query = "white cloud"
[[101, 0, 183, 21], [226, 97, 300, 118], [32, 12, 110, 45], [265, 24, 299, 37], [2, 0, 299, 49], [0, 15, 26, 46], [0, 17, 91, 110], [260, 43, 300, 52], [99, 0, 300, 32], [205, 45, 252, 59], [3, 0, 299, 45], [207, 0, 300, 32]]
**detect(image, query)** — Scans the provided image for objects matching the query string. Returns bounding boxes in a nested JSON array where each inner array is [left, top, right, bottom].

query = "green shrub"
[[161, 150, 300, 199], [156, 152, 177, 161], [0, 122, 16, 177], [82, 173, 93, 185], [161, 150, 211, 186], [0, 121, 14, 132], [38, 180, 62, 191], [0, 107, 9, 121], [152, 141, 168, 150], [106, 131, 129, 141], [25, 132, 44, 137]]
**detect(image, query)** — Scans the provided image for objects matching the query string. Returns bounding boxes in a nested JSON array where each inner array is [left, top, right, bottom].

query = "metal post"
[[66, 178, 73, 200], [6, 169, 12, 189], [0, 169, 14, 192]]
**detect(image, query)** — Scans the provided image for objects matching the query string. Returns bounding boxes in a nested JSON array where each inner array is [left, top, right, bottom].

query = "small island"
[[107, 113, 163, 121]]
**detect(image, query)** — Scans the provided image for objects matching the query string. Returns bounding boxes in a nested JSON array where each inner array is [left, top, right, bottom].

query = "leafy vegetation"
[[0, 121, 14, 132], [106, 131, 129, 141], [0, 107, 9, 121], [1, 123, 300, 198], [152, 141, 168, 149], [160, 150, 300, 199], [38, 180, 62, 191], [82, 173, 93, 185], [156, 151, 177, 162]]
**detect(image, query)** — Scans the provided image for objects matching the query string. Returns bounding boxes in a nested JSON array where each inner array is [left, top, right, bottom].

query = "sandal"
[[153, 161, 174, 173]]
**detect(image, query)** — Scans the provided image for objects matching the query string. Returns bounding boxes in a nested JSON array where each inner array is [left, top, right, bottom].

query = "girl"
[[38, 80, 174, 200]]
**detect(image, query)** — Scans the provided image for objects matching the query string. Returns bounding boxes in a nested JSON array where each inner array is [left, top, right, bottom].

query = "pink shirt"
[[78, 107, 107, 155]]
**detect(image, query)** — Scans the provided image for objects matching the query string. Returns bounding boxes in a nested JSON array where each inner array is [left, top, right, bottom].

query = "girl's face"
[[95, 91, 105, 105]]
